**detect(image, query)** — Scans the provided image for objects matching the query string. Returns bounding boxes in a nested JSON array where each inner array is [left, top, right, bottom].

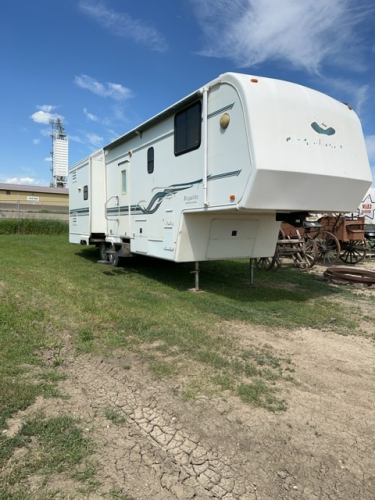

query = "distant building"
[[0, 184, 69, 213]]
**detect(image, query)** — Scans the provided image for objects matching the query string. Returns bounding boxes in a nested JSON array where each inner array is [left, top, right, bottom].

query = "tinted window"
[[83, 185, 88, 200], [147, 147, 154, 174], [174, 101, 201, 156], [121, 170, 127, 192]]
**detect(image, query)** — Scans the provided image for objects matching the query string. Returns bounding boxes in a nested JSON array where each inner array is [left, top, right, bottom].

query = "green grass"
[[0, 218, 68, 235], [105, 407, 129, 425], [0, 230, 372, 496], [0, 414, 94, 499]]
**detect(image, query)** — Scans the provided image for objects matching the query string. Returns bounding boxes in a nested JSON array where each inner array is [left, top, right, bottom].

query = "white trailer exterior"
[[69, 72, 372, 264], [69, 149, 107, 246]]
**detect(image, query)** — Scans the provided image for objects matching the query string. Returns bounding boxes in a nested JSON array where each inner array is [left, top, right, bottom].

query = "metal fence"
[[0, 198, 69, 221]]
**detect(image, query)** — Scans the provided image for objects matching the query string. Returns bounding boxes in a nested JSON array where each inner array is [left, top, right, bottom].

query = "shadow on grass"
[[75, 246, 340, 305]]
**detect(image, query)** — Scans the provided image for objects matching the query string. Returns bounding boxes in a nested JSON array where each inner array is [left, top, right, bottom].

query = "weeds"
[[105, 407, 129, 425], [0, 218, 68, 235]]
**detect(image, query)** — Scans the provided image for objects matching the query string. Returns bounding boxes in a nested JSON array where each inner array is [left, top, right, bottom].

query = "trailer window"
[[174, 101, 201, 156], [83, 185, 88, 200], [121, 170, 127, 193], [147, 147, 154, 174]]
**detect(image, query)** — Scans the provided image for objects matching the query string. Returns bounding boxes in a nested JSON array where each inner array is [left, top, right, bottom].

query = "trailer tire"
[[99, 243, 109, 262], [110, 254, 122, 267]]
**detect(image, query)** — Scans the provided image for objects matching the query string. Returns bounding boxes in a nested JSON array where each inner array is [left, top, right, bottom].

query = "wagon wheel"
[[273, 252, 282, 271], [255, 228, 284, 271], [255, 257, 275, 271], [314, 231, 341, 266], [293, 238, 318, 269], [255, 250, 282, 271], [339, 240, 368, 264], [273, 229, 284, 270], [366, 237, 375, 249]]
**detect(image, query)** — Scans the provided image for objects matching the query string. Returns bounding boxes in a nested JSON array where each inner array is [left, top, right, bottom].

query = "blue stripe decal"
[[106, 169, 242, 217], [70, 208, 89, 216]]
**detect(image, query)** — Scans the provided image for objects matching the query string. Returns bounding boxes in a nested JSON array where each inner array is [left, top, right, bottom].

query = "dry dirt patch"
[[5, 315, 375, 500]]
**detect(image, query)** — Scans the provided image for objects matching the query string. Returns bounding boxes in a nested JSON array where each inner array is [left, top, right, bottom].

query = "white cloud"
[[79, 1, 167, 52], [30, 105, 64, 125], [190, 0, 373, 73], [68, 135, 84, 144], [322, 78, 371, 117], [38, 105, 56, 112], [107, 129, 120, 142], [353, 85, 371, 117], [33, 138, 41, 145], [40, 128, 52, 137], [5, 177, 38, 185], [365, 135, 375, 162], [84, 108, 99, 121], [111, 104, 128, 122], [86, 133, 104, 148], [75, 75, 133, 101], [44, 157, 53, 162]]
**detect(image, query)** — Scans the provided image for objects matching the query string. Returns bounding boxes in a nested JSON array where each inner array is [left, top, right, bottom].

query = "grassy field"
[[0, 225, 373, 497]]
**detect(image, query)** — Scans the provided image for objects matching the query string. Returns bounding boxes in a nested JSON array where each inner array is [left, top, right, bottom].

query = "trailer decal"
[[106, 169, 242, 217], [311, 122, 336, 136], [69, 208, 89, 216]]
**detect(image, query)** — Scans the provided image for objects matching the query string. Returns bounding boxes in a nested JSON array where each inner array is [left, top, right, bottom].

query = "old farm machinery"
[[256, 215, 368, 271]]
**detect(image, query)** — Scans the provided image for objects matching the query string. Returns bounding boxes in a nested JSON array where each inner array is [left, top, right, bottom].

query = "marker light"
[[251, 78, 258, 83], [220, 113, 230, 129], [230, 195, 236, 200]]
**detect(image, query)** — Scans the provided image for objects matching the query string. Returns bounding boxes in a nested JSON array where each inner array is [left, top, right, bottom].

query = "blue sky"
[[1, 0, 375, 187]]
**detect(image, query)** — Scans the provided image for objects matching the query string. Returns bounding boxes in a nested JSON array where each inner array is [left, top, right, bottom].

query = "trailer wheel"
[[110, 254, 121, 267], [108, 245, 122, 267], [99, 243, 109, 261]]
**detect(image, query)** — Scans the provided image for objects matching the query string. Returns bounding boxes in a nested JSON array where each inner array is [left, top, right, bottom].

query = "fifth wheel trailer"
[[69, 72, 372, 269]]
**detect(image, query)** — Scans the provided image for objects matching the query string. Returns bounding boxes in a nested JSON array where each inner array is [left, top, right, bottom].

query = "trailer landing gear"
[[189, 261, 203, 293]]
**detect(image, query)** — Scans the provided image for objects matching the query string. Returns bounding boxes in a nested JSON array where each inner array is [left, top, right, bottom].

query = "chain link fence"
[[0, 198, 69, 221]]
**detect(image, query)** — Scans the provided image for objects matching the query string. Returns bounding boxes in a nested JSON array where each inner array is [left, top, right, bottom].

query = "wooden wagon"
[[256, 215, 368, 271]]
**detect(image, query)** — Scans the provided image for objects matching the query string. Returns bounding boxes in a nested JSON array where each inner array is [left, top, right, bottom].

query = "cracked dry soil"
[[7, 315, 375, 500], [4, 260, 375, 500]]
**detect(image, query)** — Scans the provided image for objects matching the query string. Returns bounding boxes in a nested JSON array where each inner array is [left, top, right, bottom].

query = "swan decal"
[[311, 122, 336, 136]]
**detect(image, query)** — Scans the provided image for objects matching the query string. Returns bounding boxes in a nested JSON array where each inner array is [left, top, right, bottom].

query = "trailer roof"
[[103, 89, 202, 151]]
